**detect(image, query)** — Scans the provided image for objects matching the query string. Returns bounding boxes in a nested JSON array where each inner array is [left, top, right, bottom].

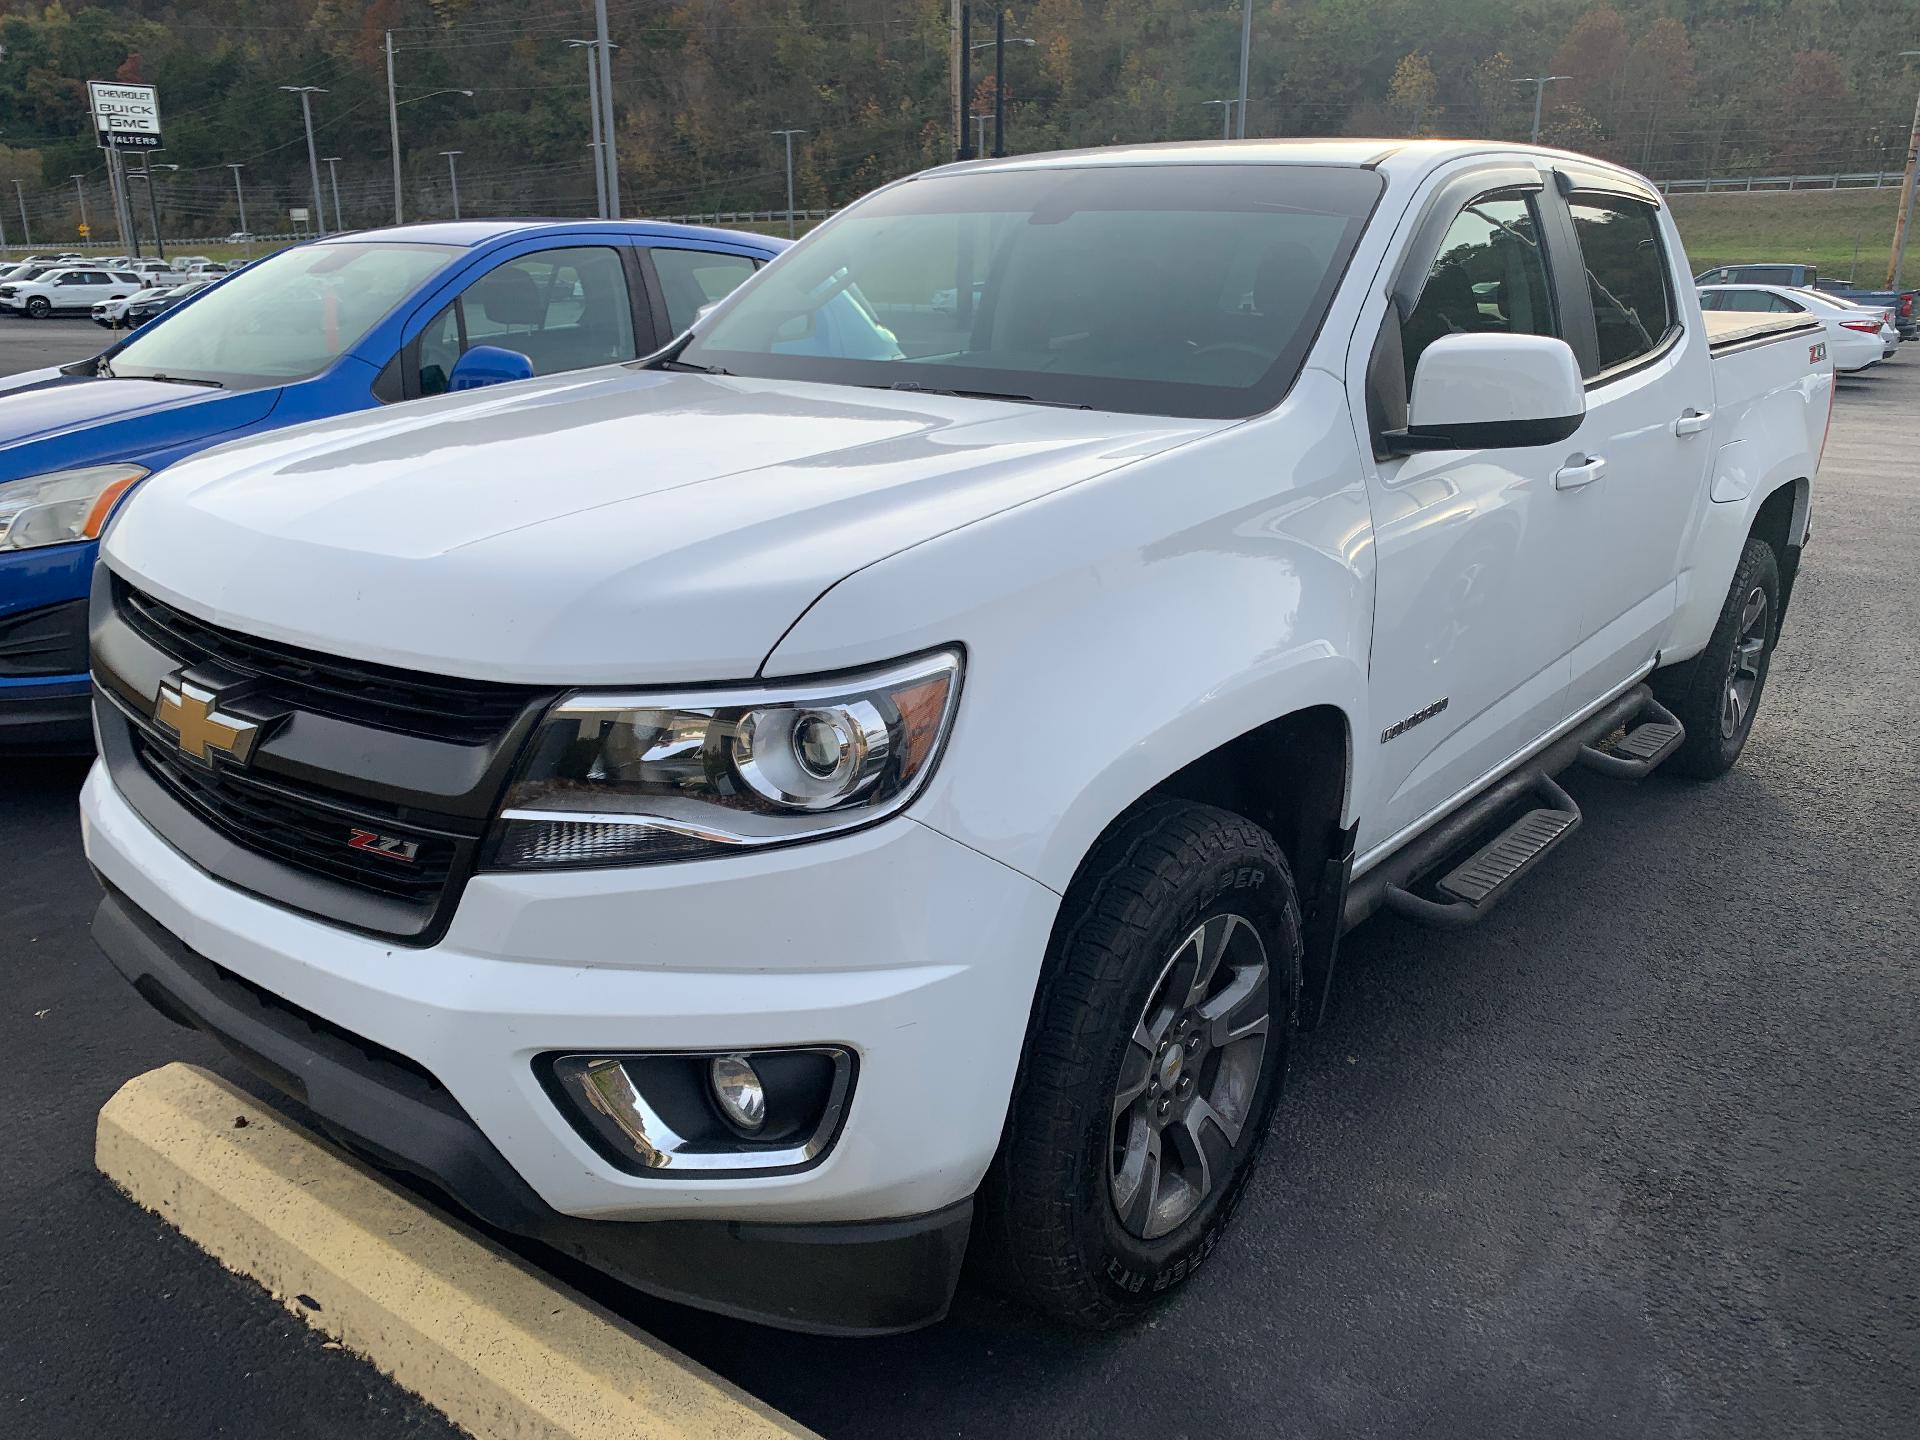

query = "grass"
[[1668, 187, 1918, 289]]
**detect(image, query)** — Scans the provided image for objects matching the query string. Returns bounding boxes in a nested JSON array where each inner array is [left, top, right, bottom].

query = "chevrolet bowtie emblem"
[[154, 677, 262, 764]]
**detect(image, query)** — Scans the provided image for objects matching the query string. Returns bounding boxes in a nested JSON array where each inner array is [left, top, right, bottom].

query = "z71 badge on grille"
[[348, 828, 421, 864]]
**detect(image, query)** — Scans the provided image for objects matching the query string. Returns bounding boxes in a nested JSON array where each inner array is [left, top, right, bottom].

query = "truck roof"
[[313, 218, 783, 251], [930, 137, 1655, 189]]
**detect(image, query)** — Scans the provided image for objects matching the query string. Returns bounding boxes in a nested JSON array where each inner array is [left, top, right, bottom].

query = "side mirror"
[[1385, 333, 1585, 453], [448, 344, 535, 392]]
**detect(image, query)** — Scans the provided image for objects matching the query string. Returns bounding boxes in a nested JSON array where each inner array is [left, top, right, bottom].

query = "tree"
[[1387, 51, 1441, 136], [1623, 18, 1695, 170], [1551, 4, 1632, 136]]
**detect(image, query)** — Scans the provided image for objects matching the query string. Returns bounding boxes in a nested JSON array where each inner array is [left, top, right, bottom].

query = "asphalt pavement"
[[0, 316, 115, 372], [3, 350, 1916, 1439]]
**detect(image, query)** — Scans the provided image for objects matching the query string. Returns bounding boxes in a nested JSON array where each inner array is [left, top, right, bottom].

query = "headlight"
[[490, 648, 962, 869], [0, 464, 148, 552]]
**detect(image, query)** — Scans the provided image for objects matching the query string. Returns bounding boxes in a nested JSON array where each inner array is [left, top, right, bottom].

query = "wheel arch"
[[1750, 475, 1810, 623]]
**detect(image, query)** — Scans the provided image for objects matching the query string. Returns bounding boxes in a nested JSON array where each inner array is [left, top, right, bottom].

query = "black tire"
[[24, 296, 49, 319], [975, 800, 1302, 1328], [1654, 536, 1781, 780]]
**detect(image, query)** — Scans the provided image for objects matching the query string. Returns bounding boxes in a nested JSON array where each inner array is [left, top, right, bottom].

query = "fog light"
[[708, 1054, 767, 1133]]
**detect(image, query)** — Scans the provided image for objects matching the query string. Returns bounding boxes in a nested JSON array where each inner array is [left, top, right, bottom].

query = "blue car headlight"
[[0, 464, 149, 552]]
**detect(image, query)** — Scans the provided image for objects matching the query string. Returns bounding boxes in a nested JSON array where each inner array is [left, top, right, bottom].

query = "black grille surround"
[[91, 568, 558, 944]]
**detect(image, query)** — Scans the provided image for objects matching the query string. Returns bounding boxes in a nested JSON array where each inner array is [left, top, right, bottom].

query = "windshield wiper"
[[658, 358, 730, 375], [124, 372, 224, 388], [885, 381, 1091, 410]]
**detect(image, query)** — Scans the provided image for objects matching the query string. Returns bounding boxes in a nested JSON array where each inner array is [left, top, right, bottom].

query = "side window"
[[1568, 196, 1676, 373], [1769, 293, 1805, 313], [651, 248, 757, 334], [416, 300, 462, 396], [1697, 290, 1723, 311], [1725, 291, 1773, 313], [1401, 194, 1557, 388], [459, 246, 636, 376]]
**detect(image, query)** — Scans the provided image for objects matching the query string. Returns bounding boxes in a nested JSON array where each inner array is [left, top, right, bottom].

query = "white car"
[[92, 284, 178, 329], [85, 140, 1831, 1336], [0, 265, 144, 318], [1697, 282, 1891, 371]]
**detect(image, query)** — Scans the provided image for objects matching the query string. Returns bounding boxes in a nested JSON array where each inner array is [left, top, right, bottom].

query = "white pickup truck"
[[82, 140, 1830, 1335]]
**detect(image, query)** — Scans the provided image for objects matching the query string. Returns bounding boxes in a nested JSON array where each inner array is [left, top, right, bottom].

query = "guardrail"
[[1659, 171, 1906, 194]]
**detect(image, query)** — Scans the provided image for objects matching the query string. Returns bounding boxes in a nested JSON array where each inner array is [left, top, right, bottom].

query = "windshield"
[[106, 241, 460, 387], [675, 163, 1384, 418]]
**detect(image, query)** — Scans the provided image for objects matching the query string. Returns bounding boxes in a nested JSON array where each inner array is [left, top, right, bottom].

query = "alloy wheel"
[[1721, 585, 1770, 740]]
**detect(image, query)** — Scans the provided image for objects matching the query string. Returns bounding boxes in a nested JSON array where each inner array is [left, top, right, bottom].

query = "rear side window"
[[652, 248, 757, 335], [1570, 196, 1677, 373], [1401, 194, 1558, 387]]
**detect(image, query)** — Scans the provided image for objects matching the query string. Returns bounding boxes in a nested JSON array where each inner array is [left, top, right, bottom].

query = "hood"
[[0, 372, 281, 473], [104, 366, 1225, 685]]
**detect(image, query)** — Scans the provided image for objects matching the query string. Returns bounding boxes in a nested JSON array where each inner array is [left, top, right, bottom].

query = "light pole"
[[1235, 0, 1253, 138], [1512, 75, 1571, 145], [128, 159, 178, 261], [1887, 51, 1920, 289], [440, 151, 463, 219], [770, 128, 806, 238], [226, 163, 251, 256], [566, 40, 608, 218], [969, 28, 1033, 156], [1202, 98, 1235, 139], [280, 85, 329, 236], [381, 83, 474, 228], [69, 175, 89, 244], [593, 0, 619, 216], [12, 180, 28, 249], [321, 156, 345, 232], [971, 112, 991, 158]]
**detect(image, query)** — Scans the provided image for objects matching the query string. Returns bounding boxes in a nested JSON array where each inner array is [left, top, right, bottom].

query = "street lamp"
[[382, 87, 473, 228], [280, 85, 329, 236], [127, 159, 178, 261], [321, 156, 345, 233], [11, 180, 28, 249], [1202, 98, 1236, 140], [1888, 51, 1920, 289], [566, 40, 613, 218], [1512, 75, 1571, 145], [440, 151, 463, 220], [969, 25, 1034, 157], [226, 163, 251, 257], [770, 128, 806, 238]]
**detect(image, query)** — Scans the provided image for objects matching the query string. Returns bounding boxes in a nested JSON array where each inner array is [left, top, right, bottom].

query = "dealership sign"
[[88, 82, 164, 149]]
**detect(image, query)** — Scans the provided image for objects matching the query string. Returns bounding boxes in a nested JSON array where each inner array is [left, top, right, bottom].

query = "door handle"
[[1554, 455, 1606, 490], [1673, 409, 1713, 436]]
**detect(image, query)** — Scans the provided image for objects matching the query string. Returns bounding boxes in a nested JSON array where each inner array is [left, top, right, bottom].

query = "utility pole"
[[1513, 75, 1571, 145], [387, 32, 404, 225], [441, 151, 462, 219], [993, 8, 1007, 157], [281, 85, 329, 236], [566, 40, 608, 218], [69, 176, 89, 243], [322, 157, 345, 232], [1887, 52, 1920, 289], [1203, 98, 1235, 139], [771, 129, 806, 238], [12, 181, 29, 249], [593, 0, 619, 216], [227, 163, 250, 256], [1236, 0, 1253, 138], [956, 4, 972, 159]]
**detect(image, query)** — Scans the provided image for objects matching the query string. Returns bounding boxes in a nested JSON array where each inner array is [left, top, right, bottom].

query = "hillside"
[[1670, 188, 1918, 288]]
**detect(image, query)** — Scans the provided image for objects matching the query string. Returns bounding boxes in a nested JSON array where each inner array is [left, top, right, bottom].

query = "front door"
[[1354, 184, 1588, 857]]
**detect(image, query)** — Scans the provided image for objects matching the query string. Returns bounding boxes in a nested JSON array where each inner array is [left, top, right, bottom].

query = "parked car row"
[[1694, 261, 1918, 340], [92, 279, 216, 331]]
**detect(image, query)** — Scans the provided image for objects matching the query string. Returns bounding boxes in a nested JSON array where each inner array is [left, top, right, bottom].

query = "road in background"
[[0, 318, 112, 372], [3, 353, 1915, 1439]]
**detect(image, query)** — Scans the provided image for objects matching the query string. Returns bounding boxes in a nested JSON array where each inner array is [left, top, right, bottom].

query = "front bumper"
[[82, 762, 1061, 1324]]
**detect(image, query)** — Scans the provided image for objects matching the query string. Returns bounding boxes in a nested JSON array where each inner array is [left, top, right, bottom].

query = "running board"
[[1577, 694, 1684, 780], [1381, 775, 1582, 929]]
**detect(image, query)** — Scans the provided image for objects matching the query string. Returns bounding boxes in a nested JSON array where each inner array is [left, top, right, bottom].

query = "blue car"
[[0, 219, 785, 752]]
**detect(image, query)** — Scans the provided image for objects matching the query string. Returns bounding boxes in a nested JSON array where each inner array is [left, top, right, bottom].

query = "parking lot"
[[4, 335, 1916, 1439]]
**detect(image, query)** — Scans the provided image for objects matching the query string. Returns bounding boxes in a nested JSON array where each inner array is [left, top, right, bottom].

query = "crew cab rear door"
[[1541, 171, 1716, 711]]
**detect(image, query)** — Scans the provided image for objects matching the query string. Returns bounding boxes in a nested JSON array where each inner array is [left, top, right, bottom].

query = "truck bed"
[[1703, 310, 1821, 355]]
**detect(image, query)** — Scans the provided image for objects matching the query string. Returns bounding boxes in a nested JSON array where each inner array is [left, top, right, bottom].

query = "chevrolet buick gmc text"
[[82, 141, 1830, 1334]]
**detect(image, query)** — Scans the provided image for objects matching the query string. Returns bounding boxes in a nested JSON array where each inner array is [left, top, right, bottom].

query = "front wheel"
[[1656, 536, 1782, 779], [24, 296, 50, 319], [975, 800, 1301, 1328]]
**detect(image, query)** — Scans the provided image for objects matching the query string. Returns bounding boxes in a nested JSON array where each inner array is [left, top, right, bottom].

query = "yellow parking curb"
[[97, 1062, 818, 1440]]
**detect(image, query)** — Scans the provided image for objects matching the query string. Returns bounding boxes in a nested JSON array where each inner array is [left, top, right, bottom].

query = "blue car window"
[[651, 248, 756, 335]]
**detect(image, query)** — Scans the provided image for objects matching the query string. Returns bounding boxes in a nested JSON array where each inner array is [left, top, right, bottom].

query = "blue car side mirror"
[[448, 345, 534, 391]]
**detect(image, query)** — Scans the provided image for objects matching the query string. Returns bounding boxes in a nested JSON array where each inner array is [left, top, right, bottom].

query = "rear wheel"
[[1656, 536, 1781, 779], [976, 800, 1301, 1328]]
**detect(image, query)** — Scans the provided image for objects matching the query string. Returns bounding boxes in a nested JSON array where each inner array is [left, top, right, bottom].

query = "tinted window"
[[416, 300, 462, 396], [409, 247, 636, 395], [1570, 197, 1676, 373], [1402, 194, 1557, 387], [652, 249, 757, 334], [108, 241, 460, 388], [679, 164, 1382, 419]]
